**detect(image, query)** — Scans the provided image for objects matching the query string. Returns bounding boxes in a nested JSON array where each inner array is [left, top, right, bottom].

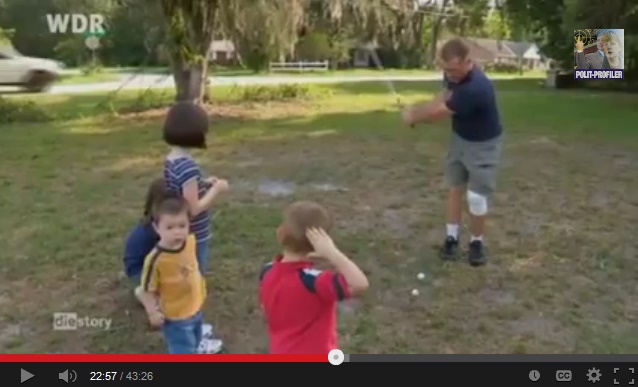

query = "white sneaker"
[[197, 338, 224, 354], [202, 323, 213, 339]]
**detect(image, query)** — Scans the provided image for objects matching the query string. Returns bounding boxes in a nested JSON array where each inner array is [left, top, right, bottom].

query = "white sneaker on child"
[[197, 338, 224, 354], [198, 323, 224, 353], [202, 323, 213, 338]]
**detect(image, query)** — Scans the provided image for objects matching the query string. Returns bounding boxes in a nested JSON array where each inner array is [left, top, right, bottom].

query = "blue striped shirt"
[[164, 155, 212, 242]]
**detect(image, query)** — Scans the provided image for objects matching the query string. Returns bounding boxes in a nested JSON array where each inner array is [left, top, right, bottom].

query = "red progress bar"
[[0, 354, 326, 362]]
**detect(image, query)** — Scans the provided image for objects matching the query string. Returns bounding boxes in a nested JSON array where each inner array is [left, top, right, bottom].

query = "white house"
[[208, 40, 236, 63]]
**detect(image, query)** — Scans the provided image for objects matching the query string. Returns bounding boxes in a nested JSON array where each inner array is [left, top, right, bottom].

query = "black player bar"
[[6, 359, 637, 386]]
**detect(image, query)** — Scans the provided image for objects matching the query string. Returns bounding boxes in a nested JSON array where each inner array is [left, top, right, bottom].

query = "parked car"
[[0, 47, 63, 92]]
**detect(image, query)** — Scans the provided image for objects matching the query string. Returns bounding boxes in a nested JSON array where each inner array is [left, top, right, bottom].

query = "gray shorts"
[[445, 134, 502, 196]]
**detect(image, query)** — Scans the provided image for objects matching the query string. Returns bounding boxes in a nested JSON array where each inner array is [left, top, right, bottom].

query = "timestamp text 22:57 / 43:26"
[[89, 371, 154, 381]]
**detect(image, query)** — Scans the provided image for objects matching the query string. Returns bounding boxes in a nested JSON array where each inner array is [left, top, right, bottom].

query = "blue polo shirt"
[[444, 66, 502, 142]]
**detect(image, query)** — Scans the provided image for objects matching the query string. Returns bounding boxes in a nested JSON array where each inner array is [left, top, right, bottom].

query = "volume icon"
[[59, 369, 77, 383]]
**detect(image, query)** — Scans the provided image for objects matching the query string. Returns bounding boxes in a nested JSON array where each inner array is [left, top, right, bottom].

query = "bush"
[[295, 32, 332, 61], [81, 62, 104, 76], [484, 63, 520, 73], [241, 48, 272, 73], [0, 96, 51, 125], [230, 84, 317, 102]]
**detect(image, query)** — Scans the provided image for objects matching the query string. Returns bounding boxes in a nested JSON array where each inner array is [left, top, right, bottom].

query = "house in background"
[[504, 41, 545, 70], [208, 40, 236, 65], [440, 38, 547, 70], [470, 38, 546, 70]]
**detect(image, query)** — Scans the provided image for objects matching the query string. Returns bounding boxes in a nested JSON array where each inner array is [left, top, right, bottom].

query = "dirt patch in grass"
[[114, 101, 317, 123], [1, 89, 637, 354]]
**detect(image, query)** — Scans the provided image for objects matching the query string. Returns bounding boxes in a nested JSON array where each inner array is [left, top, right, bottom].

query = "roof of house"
[[471, 38, 517, 57], [504, 41, 534, 57], [210, 40, 234, 51], [466, 38, 536, 58]]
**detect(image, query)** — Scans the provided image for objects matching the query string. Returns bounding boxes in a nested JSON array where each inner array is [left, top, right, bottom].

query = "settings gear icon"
[[587, 367, 602, 383]]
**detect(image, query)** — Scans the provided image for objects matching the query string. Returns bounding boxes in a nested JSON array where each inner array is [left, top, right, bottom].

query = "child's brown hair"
[[141, 177, 167, 225], [151, 194, 189, 224], [279, 201, 333, 254], [162, 102, 209, 149]]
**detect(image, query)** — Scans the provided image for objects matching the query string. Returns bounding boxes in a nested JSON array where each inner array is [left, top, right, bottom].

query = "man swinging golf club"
[[402, 38, 503, 266]]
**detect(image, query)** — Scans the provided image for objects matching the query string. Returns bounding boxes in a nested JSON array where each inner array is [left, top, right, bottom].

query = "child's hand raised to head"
[[306, 227, 342, 262]]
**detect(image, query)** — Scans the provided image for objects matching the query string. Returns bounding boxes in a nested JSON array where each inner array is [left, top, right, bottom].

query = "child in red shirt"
[[259, 201, 369, 354]]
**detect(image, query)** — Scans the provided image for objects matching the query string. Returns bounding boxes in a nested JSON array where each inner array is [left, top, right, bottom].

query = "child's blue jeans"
[[196, 239, 210, 275], [162, 311, 203, 354]]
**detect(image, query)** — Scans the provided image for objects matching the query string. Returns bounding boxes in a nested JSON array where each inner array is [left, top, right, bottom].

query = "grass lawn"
[[1, 78, 637, 354], [104, 65, 545, 79], [58, 71, 121, 85]]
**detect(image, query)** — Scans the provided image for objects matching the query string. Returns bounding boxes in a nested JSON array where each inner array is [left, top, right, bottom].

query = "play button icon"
[[21, 368, 35, 383]]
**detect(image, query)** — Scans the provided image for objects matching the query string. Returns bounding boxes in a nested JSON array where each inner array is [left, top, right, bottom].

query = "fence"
[[269, 60, 329, 72]]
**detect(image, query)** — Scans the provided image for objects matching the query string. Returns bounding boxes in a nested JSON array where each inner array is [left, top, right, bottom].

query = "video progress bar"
[[347, 354, 638, 362]]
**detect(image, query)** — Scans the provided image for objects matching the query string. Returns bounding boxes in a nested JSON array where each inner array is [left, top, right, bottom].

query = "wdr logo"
[[46, 14, 105, 34]]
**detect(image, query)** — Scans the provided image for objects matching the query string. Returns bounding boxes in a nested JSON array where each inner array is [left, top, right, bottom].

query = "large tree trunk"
[[172, 56, 208, 102], [160, 0, 217, 104]]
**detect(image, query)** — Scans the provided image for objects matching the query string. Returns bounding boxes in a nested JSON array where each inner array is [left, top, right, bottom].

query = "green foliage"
[[296, 32, 332, 61], [0, 83, 326, 126], [241, 49, 273, 73], [0, 97, 52, 124], [327, 30, 352, 68], [483, 9, 511, 40], [0, 27, 14, 44], [80, 62, 103, 75], [115, 89, 172, 113], [102, 0, 165, 66], [505, 0, 572, 69], [445, 0, 490, 36], [484, 62, 519, 73], [53, 36, 89, 67], [229, 84, 317, 102], [505, 0, 636, 85]]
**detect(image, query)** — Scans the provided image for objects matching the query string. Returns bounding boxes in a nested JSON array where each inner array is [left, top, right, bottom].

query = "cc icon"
[[556, 370, 572, 381]]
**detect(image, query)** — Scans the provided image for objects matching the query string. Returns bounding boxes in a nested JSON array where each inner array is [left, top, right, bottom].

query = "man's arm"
[[406, 90, 453, 124], [408, 83, 483, 125]]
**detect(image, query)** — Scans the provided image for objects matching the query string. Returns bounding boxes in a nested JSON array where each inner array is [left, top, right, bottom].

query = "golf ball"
[[417, 272, 425, 280], [411, 289, 419, 296]]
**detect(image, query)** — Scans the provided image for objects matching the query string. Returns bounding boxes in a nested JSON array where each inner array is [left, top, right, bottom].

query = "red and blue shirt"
[[259, 256, 351, 354]]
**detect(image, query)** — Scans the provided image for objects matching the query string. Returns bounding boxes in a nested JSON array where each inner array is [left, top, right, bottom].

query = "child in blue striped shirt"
[[161, 101, 230, 275]]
